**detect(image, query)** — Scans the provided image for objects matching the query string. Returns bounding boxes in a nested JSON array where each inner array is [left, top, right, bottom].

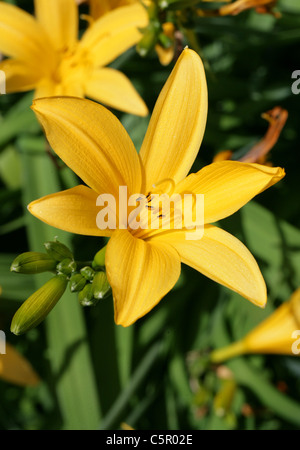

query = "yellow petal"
[[0, 59, 41, 93], [139, 48, 208, 193], [79, 3, 148, 67], [28, 185, 112, 237], [89, 0, 136, 19], [106, 229, 181, 326], [31, 97, 142, 198], [175, 161, 285, 224], [0, 2, 54, 67], [34, 0, 78, 52], [34, 78, 56, 99], [89, 0, 111, 18], [151, 225, 266, 307], [0, 343, 40, 386], [155, 43, 175, 66], [85, 67, 148, 116]]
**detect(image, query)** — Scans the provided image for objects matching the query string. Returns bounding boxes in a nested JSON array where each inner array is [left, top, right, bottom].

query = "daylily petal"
[[106, 229, 181, 326], [151, 225, 266, 307], [175, 161, 285, 224], [0, 2, 54, 67], [28, 185, 112, 237], [34, 79, 56, 99], [155, 44, 175, 66], [0, 59, 42, 93], [139, 48, 208, 192], [89, 0, 136, 19], [31, 97, 142, 198], [34, 0, 78, 52], [79, 3, 148, 68], [85, 67, 148, 116], [0, 343, 40, 386]]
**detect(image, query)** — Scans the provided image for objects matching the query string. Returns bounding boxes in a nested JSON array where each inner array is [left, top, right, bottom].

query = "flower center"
[[128, 178, 185, 238], [51, 46, 91, 89]]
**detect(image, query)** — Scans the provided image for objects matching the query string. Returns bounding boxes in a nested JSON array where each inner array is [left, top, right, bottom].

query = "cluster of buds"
[[10, 240, 111, 335], [137, 1, 177, 63]]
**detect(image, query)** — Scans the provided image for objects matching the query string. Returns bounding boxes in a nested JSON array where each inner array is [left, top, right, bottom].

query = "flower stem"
[[210, 339, 248, 363]]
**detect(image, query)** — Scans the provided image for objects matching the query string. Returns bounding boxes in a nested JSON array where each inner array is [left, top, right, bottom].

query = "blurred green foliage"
[[0, 0, 300, 430]]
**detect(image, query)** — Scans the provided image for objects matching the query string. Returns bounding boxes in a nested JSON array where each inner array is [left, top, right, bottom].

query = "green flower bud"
[[80, 266, 95, 281], [78, 283, 95, 307], [158, 32, 173, 49], [92, 271, 111, 301], [44, 240, 73, 262], [56, 258, 77, 276], [92, 246, 106, 269], [11, 275, 68, 335], [69, 273, 87, 292], [158, 0, 199, 10], [10, 252, 56, 274], [136, 25, 160, 57]]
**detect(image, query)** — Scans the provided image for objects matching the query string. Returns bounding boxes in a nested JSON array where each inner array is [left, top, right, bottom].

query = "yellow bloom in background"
[[211, 289, 300, 363], [28, 49, 284, 327], [0, 0, 148, 116], [0, 343, 40, 386]]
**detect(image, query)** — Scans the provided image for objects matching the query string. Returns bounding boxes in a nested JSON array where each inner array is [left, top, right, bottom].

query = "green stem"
[[99, 340, 164, 430]]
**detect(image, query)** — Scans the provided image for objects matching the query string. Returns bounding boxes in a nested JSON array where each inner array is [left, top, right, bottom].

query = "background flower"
[[0, 0, 148, 116]]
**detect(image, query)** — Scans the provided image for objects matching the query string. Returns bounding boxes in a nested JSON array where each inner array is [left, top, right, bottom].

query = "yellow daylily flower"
[[211, 289, 300, 362], [0, 0, 148, 116], [28, 48, 285, 327], [0, 343, 40, 386]]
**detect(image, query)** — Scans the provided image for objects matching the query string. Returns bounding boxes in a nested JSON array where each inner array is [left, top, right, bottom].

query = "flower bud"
[[69, 273, 87, 292], [213, 378, 236, 418], [159, 0, 199, 10], [136, 23, 160, 57], [11, 275, 68, 335], [80, 266, 95, 281], [10, 252, 56, 274], [92, 246, 106, 269], [158, 31, 173, 49], [56, 258, 77, 276], [44, 240, 73, 262], [78, 283, 95, 307], [92, 271, 111, 301]]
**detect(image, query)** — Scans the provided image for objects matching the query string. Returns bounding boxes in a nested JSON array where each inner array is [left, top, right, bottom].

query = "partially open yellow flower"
[[0, 343, 40, 386], [0, 0, 148, 116], [28, 49, 285, 327], [211, 289, 300, 362]]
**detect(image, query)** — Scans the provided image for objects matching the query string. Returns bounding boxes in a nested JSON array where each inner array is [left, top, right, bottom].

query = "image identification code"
[[106, 434, 193, 446]]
